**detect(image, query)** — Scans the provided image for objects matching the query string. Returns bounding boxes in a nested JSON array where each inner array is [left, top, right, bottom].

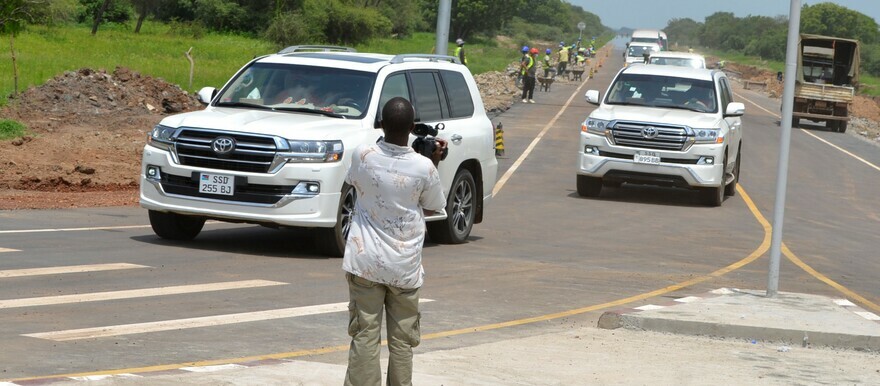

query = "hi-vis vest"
[[455, 46, 467, 65], [559, 47, 569, 63], [521, 55, 534, 76]]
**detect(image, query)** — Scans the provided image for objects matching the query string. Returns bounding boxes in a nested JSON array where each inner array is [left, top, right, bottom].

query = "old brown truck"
[[793, 34, 860, 133]]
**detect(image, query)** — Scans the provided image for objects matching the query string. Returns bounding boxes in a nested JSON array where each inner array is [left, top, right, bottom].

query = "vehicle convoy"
[[624, 43, 661, 66], [139, 46, 499, 256], [793, 34, 860, 133], [579, 65, 745, 206]]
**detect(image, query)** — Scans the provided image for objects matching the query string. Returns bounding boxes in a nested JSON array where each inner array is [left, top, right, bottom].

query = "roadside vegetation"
[[0, 119, 28, 140], [0, 0, 612, 106], [662, 2, 880, 96]]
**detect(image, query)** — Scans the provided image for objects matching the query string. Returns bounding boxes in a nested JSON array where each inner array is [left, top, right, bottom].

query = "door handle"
[[451, 134, 463, 144]]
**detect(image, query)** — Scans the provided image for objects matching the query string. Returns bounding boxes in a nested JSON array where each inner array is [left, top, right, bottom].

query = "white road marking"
[[854, 311, 880, 321], [0, 263, 149, 278], [834, 299, 856, 307], [0, 248, 20, 253], [181, 364, 247, 373], [0, 225, 152, 234], [635, 304, 665, 311], [24, 299, 435, 341], [0, 280, 287, 309], [69, 374, 141, 381], [492, 69, 593, 197], [734, 90, 880, 173], [711, 288, 735, 295], [674, 296, 702, 303]]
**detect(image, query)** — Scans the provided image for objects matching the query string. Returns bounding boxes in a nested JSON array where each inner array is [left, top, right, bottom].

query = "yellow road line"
[[781, 243, 880, 313]]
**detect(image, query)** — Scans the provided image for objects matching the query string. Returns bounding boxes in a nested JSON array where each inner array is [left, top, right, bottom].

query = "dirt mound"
[[0, 67, 201, 207]]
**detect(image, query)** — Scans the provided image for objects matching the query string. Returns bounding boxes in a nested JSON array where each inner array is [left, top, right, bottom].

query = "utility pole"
[[436, 0, 451, 57], [767, 0, 801, 297]]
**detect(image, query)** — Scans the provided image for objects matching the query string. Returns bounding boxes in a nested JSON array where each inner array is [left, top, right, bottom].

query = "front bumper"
[[577, 132, 724, 188], [139, 145, 344, 228]]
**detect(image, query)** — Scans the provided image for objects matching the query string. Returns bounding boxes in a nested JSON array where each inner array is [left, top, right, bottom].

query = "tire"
[[837, 121, 848, 133], [701, 185, 724, 207], [148, 210, 205, 241], [603, 180, 623, 188], [317, 184, 355, 257], [724, 148, 740, 197], [428, 169, 477, 244], [827, 120, 839, 132], [792, 118, 800, 128], [576, 175, 602, 197]]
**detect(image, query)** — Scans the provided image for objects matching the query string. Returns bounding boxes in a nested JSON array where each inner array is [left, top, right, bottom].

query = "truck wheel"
[[317, 184, 355, 257], [148, 210, 205, 240], [428, 169, 476, 244], [792, 118, 800, 128], [837, 121, 848, 133], [724, 148, 740, 197], [576, 175, 602, 197]]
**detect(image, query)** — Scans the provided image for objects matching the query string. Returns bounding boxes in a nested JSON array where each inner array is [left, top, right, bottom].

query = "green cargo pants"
[[344, 273, 421, 386]]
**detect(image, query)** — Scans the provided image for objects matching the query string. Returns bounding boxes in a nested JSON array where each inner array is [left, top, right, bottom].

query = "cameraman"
[[342, 97, 447, 386]]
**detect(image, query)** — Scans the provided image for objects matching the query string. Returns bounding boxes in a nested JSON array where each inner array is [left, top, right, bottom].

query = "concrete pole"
[[767, 0, 801, 297], [435, 0, 451, 57]]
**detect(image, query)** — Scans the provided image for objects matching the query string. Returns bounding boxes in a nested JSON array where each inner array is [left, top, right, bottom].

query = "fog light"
[[584, 145, 599, 155], [146, 165, 160, 179], [293, 181, 320, 195], [698, 156, 715, 165]]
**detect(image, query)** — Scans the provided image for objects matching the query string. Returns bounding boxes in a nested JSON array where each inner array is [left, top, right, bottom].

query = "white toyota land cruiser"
[[578, 64, 745, 206], [140, 46, 498, 255]]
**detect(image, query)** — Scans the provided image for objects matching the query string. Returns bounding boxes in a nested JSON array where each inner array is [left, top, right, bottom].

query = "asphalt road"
[[1, 46, 877, 381]]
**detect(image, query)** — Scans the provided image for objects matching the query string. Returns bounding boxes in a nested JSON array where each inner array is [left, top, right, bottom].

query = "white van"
[[630, 29, 662, 48]]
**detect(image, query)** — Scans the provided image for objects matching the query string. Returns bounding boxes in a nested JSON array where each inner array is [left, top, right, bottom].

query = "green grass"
[[0, 22, 275, 105], [0, 119, 28, 140]]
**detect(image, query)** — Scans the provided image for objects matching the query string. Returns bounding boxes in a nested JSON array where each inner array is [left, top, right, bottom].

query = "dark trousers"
[[521, 76, 535, 100]]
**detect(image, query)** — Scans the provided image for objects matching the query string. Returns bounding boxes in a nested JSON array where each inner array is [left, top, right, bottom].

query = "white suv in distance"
[[140, 46, 498, 256], [624, 43, 660, 66], [578, 65, 745, 206], [648, 51, 706, 69]]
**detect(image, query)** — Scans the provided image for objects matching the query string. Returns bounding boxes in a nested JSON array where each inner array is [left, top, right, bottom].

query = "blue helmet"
[[522, 45, 529, 53], [545, 48, 552, 54], [559, 41, 565, 47]]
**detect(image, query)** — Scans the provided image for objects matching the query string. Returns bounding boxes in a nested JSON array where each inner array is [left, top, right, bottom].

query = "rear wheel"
[[724, 148, 740, 197], [792, 117, 800, 128], [837, 121, 848, 133], [576, 175, 602, 197], [317, 184, 355, 257], [428, 169, 476, 244], [148, 210, 205, 240]]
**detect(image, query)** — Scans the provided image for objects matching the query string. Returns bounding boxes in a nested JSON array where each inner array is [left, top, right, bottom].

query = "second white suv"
[[578, 65, 745, 206], [140, 46, 498, 255]]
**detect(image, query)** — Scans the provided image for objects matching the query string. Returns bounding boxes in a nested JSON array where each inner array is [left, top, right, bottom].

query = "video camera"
[[411, 122, 448, 161]]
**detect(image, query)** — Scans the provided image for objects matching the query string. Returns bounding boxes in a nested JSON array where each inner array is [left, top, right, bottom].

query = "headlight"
[[693, 128, 723, 144], [582, 118, 610, 135], [280, 140, 344, 163], [148, 125, 176, 150]]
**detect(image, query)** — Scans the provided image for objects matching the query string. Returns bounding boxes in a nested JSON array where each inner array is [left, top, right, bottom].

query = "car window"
[[440, 70, 474, 118], [719, 77, 732, 112], [215, 63, 375, 118], [378, 72, 410, 116], [606, 73, 717, 113], [410, 71, 446, 122]]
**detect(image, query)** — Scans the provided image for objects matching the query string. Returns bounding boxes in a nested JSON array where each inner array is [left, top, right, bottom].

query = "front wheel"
[[576, 175, 602, 197], [316, 184, 355, 257], [724, 148, 740, 197], [428, 169, 476, 244], [148, 210, 205, 240]]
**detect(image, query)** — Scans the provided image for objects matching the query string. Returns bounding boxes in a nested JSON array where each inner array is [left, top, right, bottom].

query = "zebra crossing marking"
[[0, 263, 149, 278]]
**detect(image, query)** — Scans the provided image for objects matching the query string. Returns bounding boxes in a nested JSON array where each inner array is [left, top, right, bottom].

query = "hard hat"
[[522, 46, 529, 53], [546, 48, 552, 54], [559, 41, 565, 46], [529, 47, 538, 54], [455, 38, 464, 45]]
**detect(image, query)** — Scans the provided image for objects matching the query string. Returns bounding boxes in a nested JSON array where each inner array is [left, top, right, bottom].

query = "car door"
[[407, 70, 462, 190], [718, 76, 741, 171]]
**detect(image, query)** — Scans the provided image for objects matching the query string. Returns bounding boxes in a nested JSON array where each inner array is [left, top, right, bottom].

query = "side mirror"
[[197, 87, 217, 105], [585, 90, 600, 105], [725, 102, 745, 117]]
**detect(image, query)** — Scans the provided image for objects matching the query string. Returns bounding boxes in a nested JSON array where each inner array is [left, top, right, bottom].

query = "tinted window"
[[378, 72, 410, 112], [410, 71, 445, 122], [719, 78, 732, 111], [440, 70, 475, 118]]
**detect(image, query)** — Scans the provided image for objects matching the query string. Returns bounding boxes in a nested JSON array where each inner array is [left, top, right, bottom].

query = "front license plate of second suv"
[[634, 152, 660, 165], [199, 173, 234, 196]]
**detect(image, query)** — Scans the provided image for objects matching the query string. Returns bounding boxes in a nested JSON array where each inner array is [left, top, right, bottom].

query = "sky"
[[569, 0, 880, 30]]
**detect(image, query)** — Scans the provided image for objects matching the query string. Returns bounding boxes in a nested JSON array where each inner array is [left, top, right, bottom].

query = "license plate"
[[199, 173, 234, 196], [634, 152, 660, 165]]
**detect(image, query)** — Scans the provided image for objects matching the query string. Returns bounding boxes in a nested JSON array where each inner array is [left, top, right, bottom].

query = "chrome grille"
[[610, 122, 688, 151], [175, 129, 279, 173]]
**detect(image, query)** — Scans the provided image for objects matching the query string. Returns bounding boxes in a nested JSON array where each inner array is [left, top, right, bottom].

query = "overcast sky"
[[569, 0, 880, 30]]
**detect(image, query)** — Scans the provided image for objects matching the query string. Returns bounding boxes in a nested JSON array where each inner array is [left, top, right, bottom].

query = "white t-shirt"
[[342, 141, 447, 289]]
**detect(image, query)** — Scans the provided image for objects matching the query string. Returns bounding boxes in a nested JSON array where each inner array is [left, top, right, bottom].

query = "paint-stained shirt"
[[342, 141, 446, 289]]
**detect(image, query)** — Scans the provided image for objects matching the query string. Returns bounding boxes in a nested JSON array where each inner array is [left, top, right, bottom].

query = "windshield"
[[631, 37, 659, 44], [627, 45, 656, 58], [649, 57, 706, 69], [605, 73, 717, 113], [215, 63, 376, 119]]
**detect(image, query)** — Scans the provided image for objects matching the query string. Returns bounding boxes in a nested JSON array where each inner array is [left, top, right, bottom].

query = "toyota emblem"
[[641, 126, 659, 139], [211, 136, 236, 155]]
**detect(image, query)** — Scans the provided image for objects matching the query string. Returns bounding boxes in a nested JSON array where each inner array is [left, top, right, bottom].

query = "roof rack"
[[278, 45, 357, 54], [389, 54, 461, 65]]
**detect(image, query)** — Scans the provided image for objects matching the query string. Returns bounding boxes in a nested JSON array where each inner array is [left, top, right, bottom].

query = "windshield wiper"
[[214, 101, 272, 110], [273, 107, 346, 119], [654, 104, 706, 113], [606, 101, 645, 107]]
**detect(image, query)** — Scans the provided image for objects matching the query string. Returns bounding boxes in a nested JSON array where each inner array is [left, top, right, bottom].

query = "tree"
[[131, 0, 161, 33], [1, 0, 44, 95], [664, 18, 702, 49], [801, 2, 879, 44]]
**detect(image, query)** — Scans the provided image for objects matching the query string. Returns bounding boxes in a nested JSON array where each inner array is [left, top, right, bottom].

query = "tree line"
[[3, 0, 609, 47], [663, 2, 880, 76]]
